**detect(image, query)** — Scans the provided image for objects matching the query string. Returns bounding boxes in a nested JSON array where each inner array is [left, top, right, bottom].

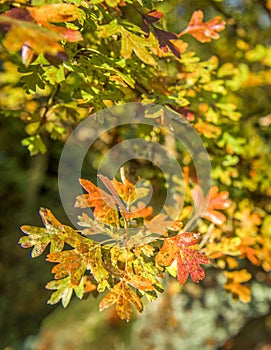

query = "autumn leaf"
[[19, 208, 66, 257], [192, 185, 232, 225], [98, 174, 127, 216], [99, 280, 143, 321], [224, 269, 252, 303], [46, 276, 84, 308], [155, 238, 178, 267], [139, 9, 181, 58], [27, 4, 82, 42], [125, 273, 154, 291], [141, 10, 163, 36], [0, 15, 67, 58], [156, 232, 209, 285], [127, 203, 153, 220], [0, 5, 82, 65], [75, 178, 119, 226], [47, 250, 88, 286], [145, 213, 172, 235], [179, 10, 226, 43], [172, 232, 210, 285], [152, 27, 181, 58]]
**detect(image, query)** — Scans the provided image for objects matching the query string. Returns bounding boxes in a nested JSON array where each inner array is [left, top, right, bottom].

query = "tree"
[[1, 0, 271, 327]]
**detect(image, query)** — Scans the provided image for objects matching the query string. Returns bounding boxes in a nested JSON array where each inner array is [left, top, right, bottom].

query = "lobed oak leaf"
[[179, 10, 226, 43], [99, 280, 143, 321], [237, 234, 261, 265], [0, 16, 66, 56], [155, 238, 178, 267], [172, 232, 210, 285], [120, 28, 157, 66], [135, 244, 155, 257], [98, 174, 127, 215], [176, 248, 209, 285], [113, 177, 136, 203], [47, 250, 88, 286], [76, 178, 119, 226], [139, 9, 181, 58], [152, 27, 181, 58], [224, 269, 252, 303], [27, 4, 82, 42], [192, 185, 232, 225], [19, 208, 66, 257], [46, 276, 84, 308], [145, 213, 172, 235], [0, 5, 82, 65], [27, 4, 80, 24], [141, 10, 163, 36], [125, 273, 154, 291]]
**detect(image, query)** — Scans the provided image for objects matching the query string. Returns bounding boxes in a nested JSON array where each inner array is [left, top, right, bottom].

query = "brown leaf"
[[141, 10, 163, 36], [153, 27, 181, 58]]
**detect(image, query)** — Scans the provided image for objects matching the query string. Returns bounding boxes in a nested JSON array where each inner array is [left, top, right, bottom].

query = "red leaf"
[[177, 248, 209, 285], [172, 232, 209, 285], [179, 10, 226, 43], [156, 232, 209, 285]]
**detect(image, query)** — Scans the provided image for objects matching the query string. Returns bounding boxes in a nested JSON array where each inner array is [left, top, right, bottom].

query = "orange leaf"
[[192, 185, 232, 225], [28, 4, 80, 24], [99, 281, 143, 321], [180, 10, 226, 43], [224, 269, 252, 303], [176, 249, 209, 285], [48, 250, 87, 286], [126, 274, 154, 291], [27, 4, 82, 42], [155, 238, 178, 267], [75, 179, 119, 226]]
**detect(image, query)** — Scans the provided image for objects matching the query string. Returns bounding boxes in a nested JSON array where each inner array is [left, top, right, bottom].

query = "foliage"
[[20, 173, 224, 321], [0, 0, 271, 324]]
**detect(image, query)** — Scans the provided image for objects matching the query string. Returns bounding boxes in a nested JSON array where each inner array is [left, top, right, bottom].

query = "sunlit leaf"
[[155, 238, 178, 266], [180, 10, 226, 43], [192, 185, 232, 225], [19, 208, 66, 257], [99, 280, 143, 321]]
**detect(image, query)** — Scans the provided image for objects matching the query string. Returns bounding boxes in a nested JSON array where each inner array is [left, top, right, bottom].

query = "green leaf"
[[120, 28, 156, 66], [21, 134, 47, 156], [25, 122, 41, 136], [46, 276, 75, 308]]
